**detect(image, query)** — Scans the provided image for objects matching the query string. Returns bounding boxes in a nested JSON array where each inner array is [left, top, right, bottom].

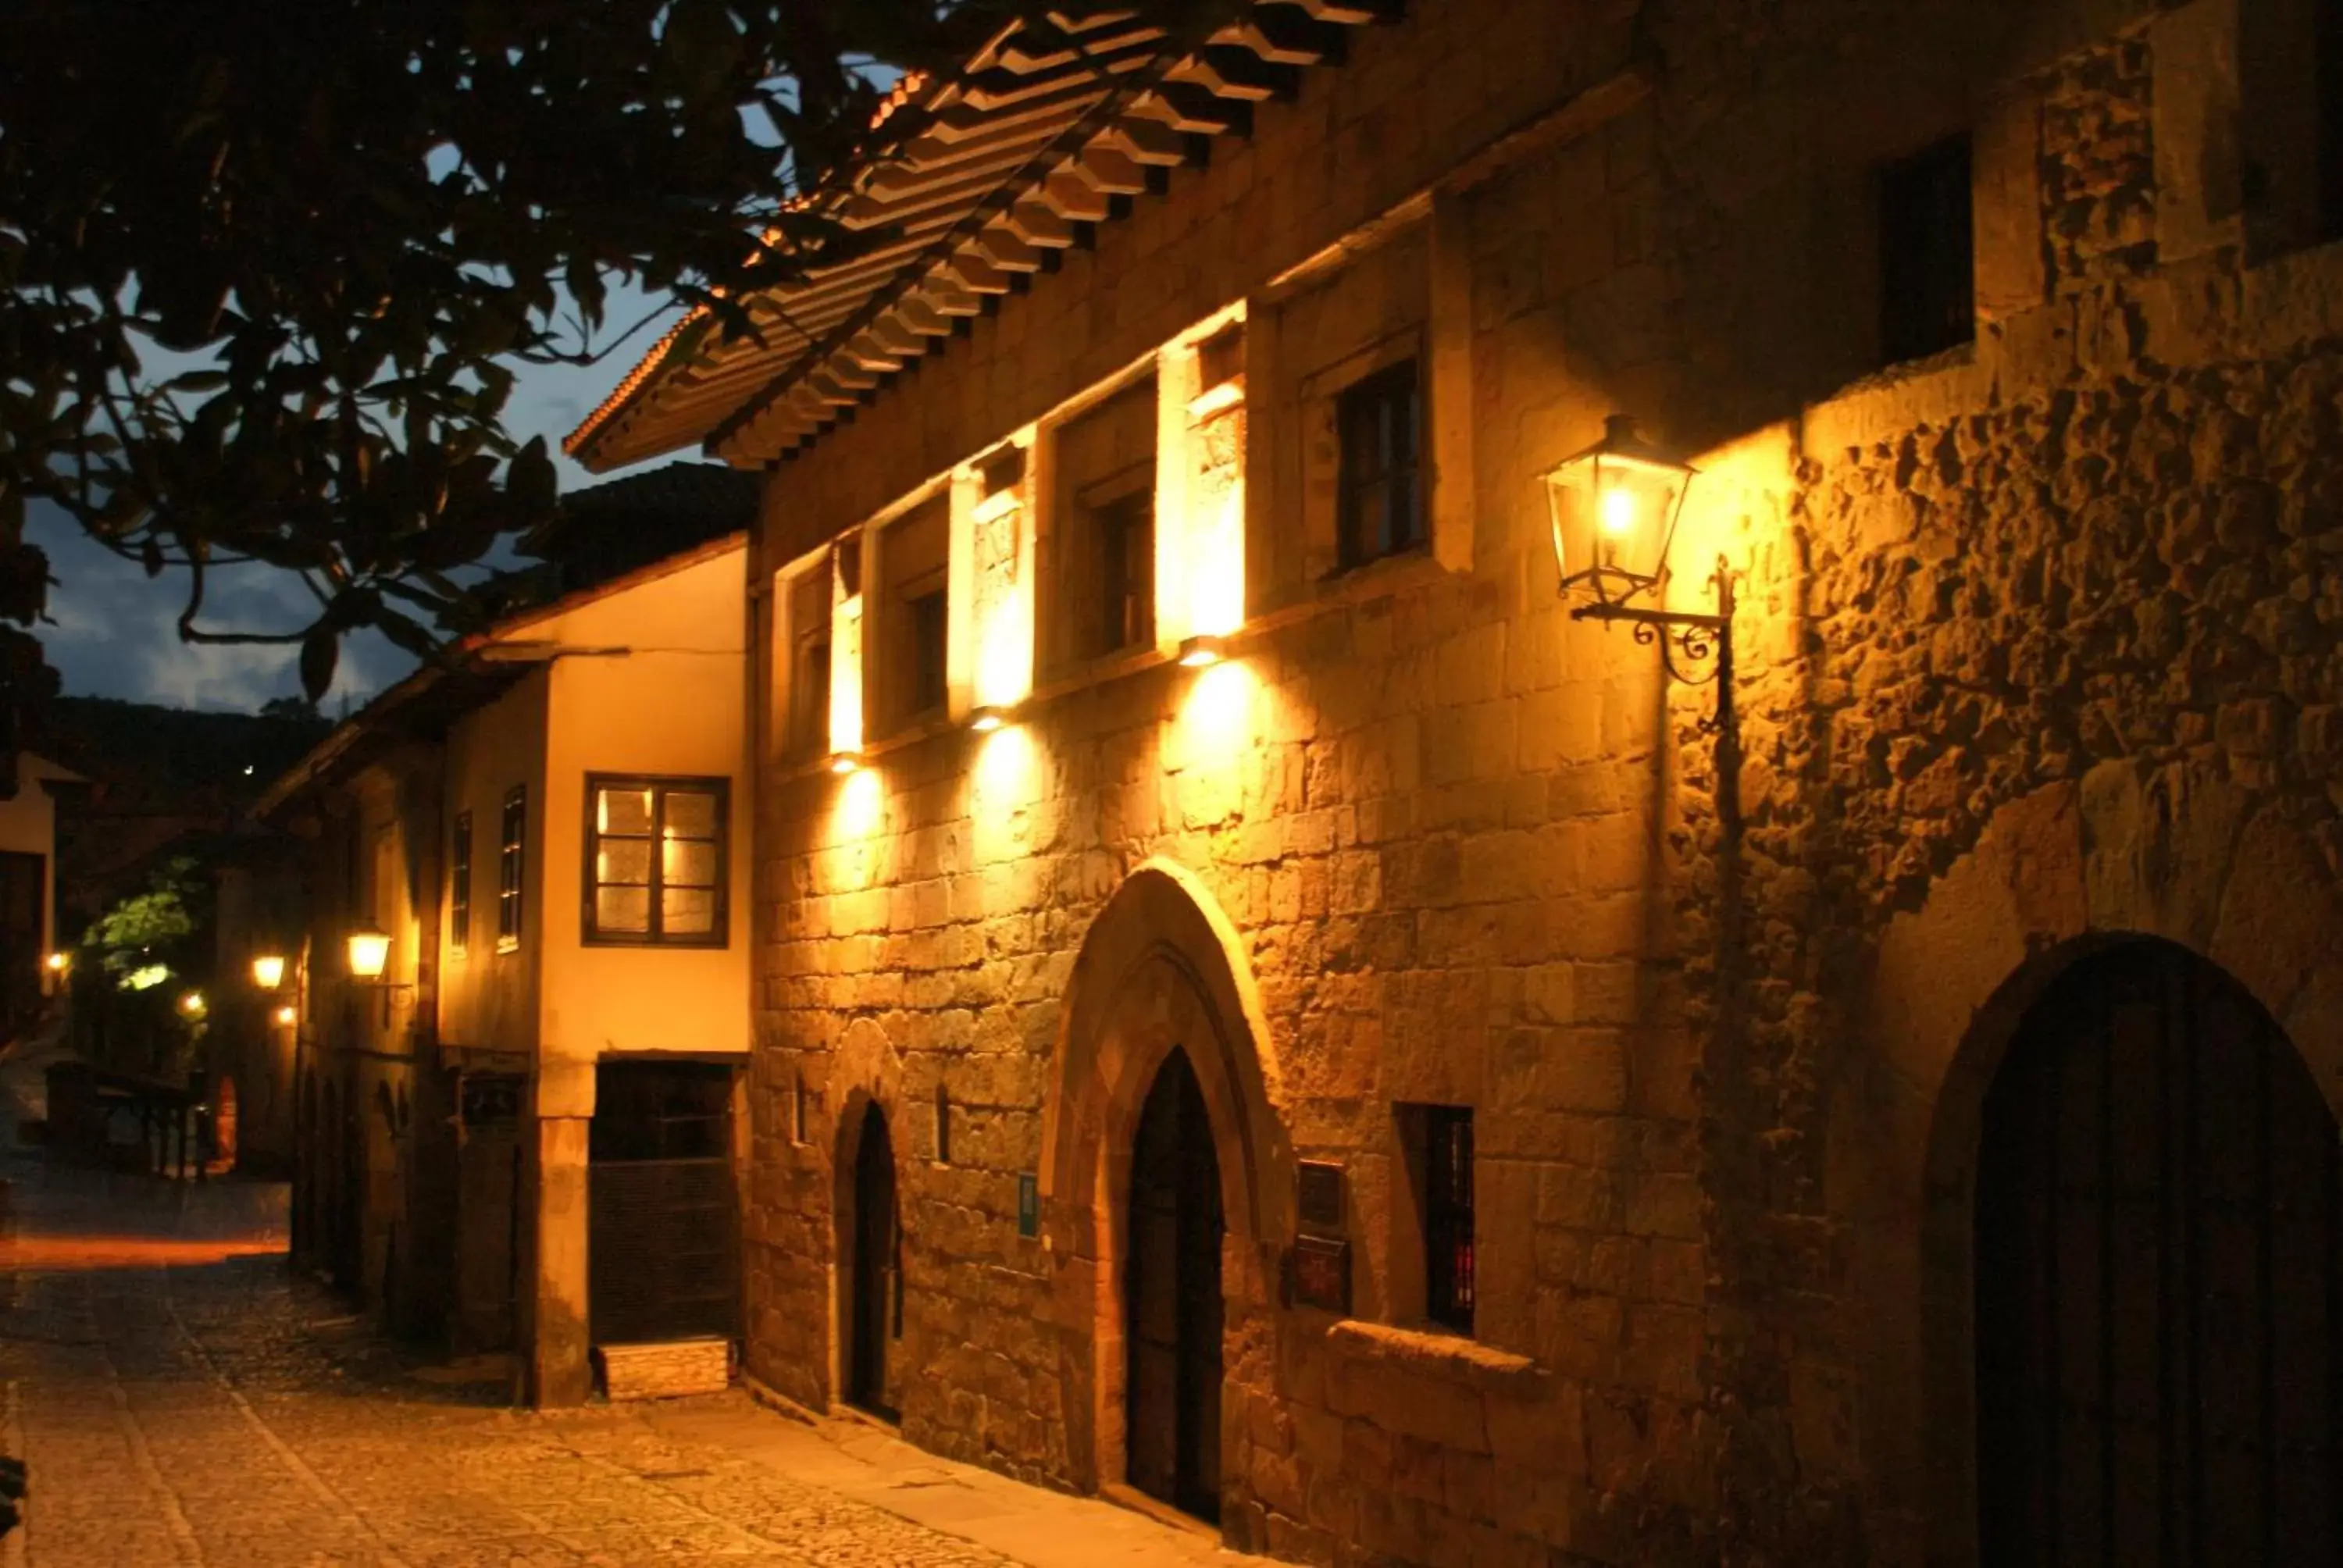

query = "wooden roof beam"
[[940, 252, 1016, 294], [1043, 170, 1115, 222], [1150, 83, 1254, 136], [1099, 115, 1190, 166], [1007, 199, 1080, 246], [1070, 144, 1151, 194], [972, 226, 1047, 272]]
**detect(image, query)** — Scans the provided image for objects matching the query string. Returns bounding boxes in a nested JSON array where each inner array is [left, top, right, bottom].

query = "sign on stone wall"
[[1289, 1234, 1351, 1313], [1016, 1172, 1039, 1238], [1297, 1159, 1345, 1234]]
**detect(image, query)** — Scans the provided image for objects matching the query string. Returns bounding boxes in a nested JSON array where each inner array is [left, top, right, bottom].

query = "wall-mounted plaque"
[[1017, 1172, 1040, 1238], [1290, 1235, 1351, 1313], [1297, 1159, 1346, 1235]]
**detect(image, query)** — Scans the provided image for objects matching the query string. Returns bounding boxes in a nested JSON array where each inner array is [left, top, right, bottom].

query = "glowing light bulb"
[[44, 951, 67, 974], [970, 706, 1007, 734], [1599, 485, 1639, 538], [273, 1004, 298, 1027], [346, 927, 391, 979], [250, 953, 287, 990], [178, 990, 206, 1016], [1177, 635, 1225, 668], [829, 750, 863, 776]]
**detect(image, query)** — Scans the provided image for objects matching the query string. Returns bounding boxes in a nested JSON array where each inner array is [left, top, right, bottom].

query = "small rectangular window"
[[786, 568, 833, 761], [880, 496, 950, 731], [448, 811, 472, 953], [1094, 488, 1155, 656], [1421, 1105, 1475, 1334], [1878, 133, 1975, 365], [497, 787, 526, 952], [1336, 358, 1425, 568], [583, 775, 729, 946]]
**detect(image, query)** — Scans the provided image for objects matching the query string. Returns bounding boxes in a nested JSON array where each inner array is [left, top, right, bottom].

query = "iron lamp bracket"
[[1565, 554, 1738, 735]]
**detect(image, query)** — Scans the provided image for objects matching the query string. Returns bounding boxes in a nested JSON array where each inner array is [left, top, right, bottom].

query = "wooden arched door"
[[1975, 939, 2341, 1565], [1125, 1046, 1224, 1522], [847, 1102, 899, 1418]]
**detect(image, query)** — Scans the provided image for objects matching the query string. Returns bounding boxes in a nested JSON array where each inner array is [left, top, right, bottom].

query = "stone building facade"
[[572, 1, 2343, 1562]]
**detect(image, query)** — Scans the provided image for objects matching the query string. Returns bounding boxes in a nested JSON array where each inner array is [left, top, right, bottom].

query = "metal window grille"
[[448, 811, 471, 953], [584, 777, 729, 946], [1425, 1105, 1475, 1334], [1336, 357, 1425, 568], [496, 787, 525, 950]]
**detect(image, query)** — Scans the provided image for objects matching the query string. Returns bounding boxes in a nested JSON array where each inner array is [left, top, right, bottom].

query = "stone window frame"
[[1876, 131, 1977, 368], [775, 548, 836, 764], [1034, 365, 1162, 679], [448, 808, 472, 956], [1298, 327, 1433, 593], [1392, 1099, 1478, 1339], [868, 490, 954, 739], [578, 772, 733, 950]]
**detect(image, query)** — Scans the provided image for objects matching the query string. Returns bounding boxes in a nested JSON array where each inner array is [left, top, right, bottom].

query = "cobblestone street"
[[0, 1077, 1226, 1567]]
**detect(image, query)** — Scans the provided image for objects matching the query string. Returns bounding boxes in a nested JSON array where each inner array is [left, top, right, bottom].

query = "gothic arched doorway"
[[1974, 939, 2341, 1565], [1124, 1046, 1224, 1521], [845, 1101, 900, 1418]]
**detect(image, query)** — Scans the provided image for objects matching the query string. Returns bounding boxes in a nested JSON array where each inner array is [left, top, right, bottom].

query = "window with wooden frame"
[[1877, 132, 1974, 366], [448, 811, 472, 953], [583, 775, 729, 946], [1415, 1103, 1475, 1334], [1336, 357, 1425, 568], [496, 786, 526, 952], [785, 566, 833, 761], [879, 494, 950, 732]]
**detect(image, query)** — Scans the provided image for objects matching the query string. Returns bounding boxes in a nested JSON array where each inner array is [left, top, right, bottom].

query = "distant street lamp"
[[345, 925, 393, 980], [1543, 415, 1733, 731], [250, 953, 287, 990], [178, 990, 206, 1017], [273, 1003, 298, 1028]]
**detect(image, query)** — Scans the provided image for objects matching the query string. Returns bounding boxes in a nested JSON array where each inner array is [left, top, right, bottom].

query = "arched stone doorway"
[[843, 1100, 900, 1418], [1850, 779, 2343, 1563], [1040, 860, 1291, 1530], [1972, 939, 2341, 1563], [1124, 1046, 1224, 1521]]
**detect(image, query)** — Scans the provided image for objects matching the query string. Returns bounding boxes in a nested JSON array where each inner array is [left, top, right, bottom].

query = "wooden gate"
[[1125, 1046, 1224, 1522], [587, 1062, 738, 1346], [1975, 940, 2341, 1566]]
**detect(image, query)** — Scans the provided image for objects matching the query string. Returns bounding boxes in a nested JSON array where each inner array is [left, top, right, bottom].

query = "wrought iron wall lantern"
[[1542, 415, 1735, 733]]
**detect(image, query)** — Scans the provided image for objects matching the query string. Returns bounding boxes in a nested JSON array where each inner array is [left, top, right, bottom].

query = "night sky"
[[28, 285, 676, 715]]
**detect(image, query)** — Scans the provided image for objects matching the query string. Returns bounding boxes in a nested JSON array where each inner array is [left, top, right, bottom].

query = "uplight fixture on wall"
[[1177, 634, 1225, 668], [829, 748, 864, 776], [970, 704, 1010, 734], [1542, 415, 1733, 732], [250, 953, 287, 990]]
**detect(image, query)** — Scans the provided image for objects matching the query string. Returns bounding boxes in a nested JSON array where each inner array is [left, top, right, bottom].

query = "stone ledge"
[[1324, 1317, 1539, 1384]]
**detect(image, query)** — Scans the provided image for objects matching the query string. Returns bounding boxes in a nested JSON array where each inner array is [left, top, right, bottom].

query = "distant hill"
[[37, 697, 329, 930], [37, 697, 328, 804]]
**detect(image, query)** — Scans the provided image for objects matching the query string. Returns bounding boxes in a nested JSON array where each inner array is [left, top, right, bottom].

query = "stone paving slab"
[[0, 1157, 1235, 1568]]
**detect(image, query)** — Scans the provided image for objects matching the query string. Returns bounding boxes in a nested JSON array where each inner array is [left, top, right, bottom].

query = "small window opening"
[[1336, 358, 1425, 568], [1878, 132, 1975, 365], [1419, 1104, 1475, 1335], [933, 1080, 951, 1166]]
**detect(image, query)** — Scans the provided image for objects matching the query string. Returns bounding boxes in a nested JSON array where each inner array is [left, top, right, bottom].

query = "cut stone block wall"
[[737, 2, 2343, 1564]]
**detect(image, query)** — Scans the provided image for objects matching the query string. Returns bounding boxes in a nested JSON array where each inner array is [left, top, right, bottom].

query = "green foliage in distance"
[[84, 855, 209, 990]]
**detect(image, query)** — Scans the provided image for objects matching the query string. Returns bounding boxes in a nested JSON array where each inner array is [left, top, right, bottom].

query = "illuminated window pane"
[[661, 839, 718, 888], [596, 886, 651, 934], [664, 789, 719, 839], [662, 886, 717, 935], [598, 839, 653, 886], [598, 787, 654, 835]]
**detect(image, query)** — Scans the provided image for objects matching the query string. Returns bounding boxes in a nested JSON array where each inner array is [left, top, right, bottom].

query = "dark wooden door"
[[0, 850, 42, 1033], [1976, 940, 2342, 1566], [848, 1103, 899, 1417], [1125, 1047, 1224, 1522]]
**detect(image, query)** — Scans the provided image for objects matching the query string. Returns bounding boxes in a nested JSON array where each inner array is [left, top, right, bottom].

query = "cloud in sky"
[[30, 279, 680, 715]]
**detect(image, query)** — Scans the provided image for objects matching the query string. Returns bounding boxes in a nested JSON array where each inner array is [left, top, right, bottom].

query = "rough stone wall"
[[733, 1, 2343, 1566]]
